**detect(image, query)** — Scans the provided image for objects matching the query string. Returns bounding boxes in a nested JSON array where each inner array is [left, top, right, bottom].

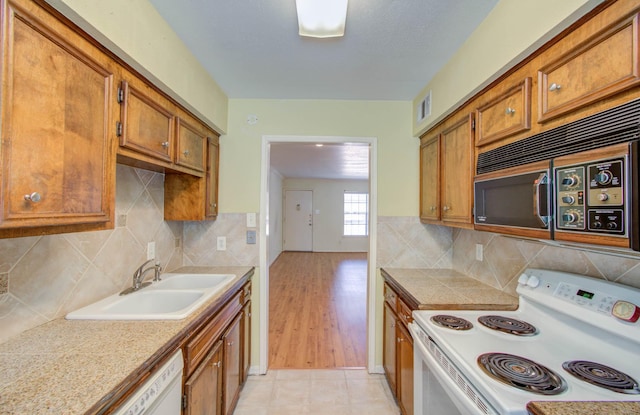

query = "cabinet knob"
[[442, 205, 450, 211], [183, 149, 190, 156], [549, 83, 561, 91], [213, 361, 221, 368], [397, 337, 403, 343], [161, 141, 170, 148], [24, 192, 41, 203], [228, 341, 234, 346], [505, 107, 516, 115], [430, 206, 437, 211]]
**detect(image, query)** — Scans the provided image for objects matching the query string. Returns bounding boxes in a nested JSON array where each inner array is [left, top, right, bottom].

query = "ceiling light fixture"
[[295, 0, 348, 38]]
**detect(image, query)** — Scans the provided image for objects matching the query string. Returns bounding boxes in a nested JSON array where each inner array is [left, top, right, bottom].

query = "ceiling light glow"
[[295, 0, 348, 38]]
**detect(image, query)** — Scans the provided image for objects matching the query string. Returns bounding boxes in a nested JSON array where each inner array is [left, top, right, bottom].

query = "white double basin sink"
[[66, 273, 235, 320]]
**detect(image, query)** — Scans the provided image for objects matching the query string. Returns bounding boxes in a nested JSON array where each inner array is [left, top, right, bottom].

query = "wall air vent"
[[477, 98, 640, 175], [417, 91, 432, 123]]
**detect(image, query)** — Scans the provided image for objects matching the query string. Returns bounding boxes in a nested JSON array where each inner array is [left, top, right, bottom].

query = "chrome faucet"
[[120, 260, 162, 295]]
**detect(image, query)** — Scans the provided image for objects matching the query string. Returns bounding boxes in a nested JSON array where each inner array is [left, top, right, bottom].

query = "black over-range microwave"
[[474, 98, 640, 252]]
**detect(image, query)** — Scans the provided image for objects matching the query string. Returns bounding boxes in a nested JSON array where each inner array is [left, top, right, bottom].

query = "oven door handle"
[[533, 172, 550, 228], [408, 323, 498, 415]]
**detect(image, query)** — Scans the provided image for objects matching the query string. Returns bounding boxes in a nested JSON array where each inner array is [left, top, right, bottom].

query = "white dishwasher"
[[113, 349, 184, 415]]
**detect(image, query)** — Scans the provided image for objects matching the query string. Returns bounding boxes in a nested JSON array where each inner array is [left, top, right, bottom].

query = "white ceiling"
[[146, 0, 499, 179]]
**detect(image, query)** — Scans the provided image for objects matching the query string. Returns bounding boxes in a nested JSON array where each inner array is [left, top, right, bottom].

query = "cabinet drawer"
[[397, 297, 413, 328], [184, 292, 242, 376], [242, 282, 252, 305], [175, 116, 206, 173], [384, 284, 397, 309], [538, 12, 640, 122], [476, 77, 531, 146]]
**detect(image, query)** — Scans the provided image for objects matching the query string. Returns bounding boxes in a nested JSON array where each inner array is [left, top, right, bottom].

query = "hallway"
[[269, 252, 368, 368]]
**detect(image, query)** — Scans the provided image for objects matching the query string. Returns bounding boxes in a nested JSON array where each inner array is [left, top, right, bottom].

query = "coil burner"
[[478, 315, 538, 336], [478, 353, 567, 395], [563, 361, 640, 394], [430, 315, 473, 331]]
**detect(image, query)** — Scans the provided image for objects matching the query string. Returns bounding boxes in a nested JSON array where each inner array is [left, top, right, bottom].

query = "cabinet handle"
[[228, 341, 234, 346], [24, 192, 41, 203], [442, 206, 450, 211], [183, 149, 190, 156], [505, 107, 516, 115], [430, 206, 437, 211], [161, 141, 170, 148], [549, 83, 561, 91], [397, 337, 403, 343], [213, 361, 221, 368]]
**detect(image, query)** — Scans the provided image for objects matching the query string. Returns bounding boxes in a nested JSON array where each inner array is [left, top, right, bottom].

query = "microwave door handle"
[[533, 172, 550, 228]]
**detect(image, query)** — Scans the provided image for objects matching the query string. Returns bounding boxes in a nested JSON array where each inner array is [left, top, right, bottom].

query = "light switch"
[[217, 236, 227, 251], [247, 212, 257, 228]]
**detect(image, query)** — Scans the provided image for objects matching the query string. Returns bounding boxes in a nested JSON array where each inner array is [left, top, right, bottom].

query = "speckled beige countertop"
[[380, 267, 518, 310], [527, 401, 640, 415], [381, 268, 640, 415], [0, 266, 253, 415]]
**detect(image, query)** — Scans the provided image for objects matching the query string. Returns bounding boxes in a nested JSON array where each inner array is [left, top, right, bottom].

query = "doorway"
[[258, 135, 378, 374], [283, 190, 313, 251]]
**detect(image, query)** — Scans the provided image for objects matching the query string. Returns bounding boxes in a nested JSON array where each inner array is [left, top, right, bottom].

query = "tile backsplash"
[[0, 165, 184, 343], [377, 217, 640, 298]]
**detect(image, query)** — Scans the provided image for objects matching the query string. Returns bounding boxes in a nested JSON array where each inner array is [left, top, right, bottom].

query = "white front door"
[[283, 190, 313, 251]]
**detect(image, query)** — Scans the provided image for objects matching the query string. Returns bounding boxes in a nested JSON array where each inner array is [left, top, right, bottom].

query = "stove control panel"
[[518, 269, 640, 326], [554, 282, 616, 315]]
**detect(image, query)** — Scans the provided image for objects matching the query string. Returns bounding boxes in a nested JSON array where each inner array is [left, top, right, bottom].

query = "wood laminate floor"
[[268, 252, 368, 369]]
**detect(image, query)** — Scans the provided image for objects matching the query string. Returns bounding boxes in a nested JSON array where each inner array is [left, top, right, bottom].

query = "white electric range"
[[409, 268, 640, 415]]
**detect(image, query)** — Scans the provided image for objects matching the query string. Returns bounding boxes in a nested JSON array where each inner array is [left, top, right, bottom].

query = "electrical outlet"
[[475, 243, 483, 261], [147, 241, 156, 260], [246, 230, 256, 244], [217, 236, 227, 251]]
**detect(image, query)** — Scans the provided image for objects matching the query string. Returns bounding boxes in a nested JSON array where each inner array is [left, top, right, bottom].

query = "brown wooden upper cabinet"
[[175, 116, 206, 174], [538, 12, 640, 123], [476, 77, 531, 146], [118, 79, 175, 163], [419, 134, 440, 222], [420, 113, 475, 228], [0, 0, 117, 236]]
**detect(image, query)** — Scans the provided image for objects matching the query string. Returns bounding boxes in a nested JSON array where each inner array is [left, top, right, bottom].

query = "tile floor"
[[233, 369, 401, 415]]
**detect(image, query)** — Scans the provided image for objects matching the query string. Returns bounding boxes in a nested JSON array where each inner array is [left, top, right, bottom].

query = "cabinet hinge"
[[117, 87, 124, 103], [116, 121, 123, 137], [182, 394, 188, 409], [471, 119, 476, 130]]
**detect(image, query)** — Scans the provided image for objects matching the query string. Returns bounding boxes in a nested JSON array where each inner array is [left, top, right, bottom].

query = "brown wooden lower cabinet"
[[182, 280, 251, 415], [184, 341, 223, 415], [223, 315, 242, 415], [382, 282, 414, 415]]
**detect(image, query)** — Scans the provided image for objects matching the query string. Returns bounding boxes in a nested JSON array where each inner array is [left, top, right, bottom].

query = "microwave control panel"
[[555, 157, 626, 235]]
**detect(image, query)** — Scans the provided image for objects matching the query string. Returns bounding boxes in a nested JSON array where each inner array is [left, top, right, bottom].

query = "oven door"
[[409, 323, 497, 415], [474, 160, 551, 239]]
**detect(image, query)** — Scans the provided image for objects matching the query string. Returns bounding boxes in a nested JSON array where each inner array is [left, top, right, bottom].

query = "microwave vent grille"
[[477, 98, 640, 174]]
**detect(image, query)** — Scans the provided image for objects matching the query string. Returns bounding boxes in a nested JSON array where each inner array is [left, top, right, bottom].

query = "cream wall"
[[268, 169, 284, 265], [413, 0, 602, 135], [282, 178, 369, 253], [221, 99, 416, 216], [46, 0, 229, 133]]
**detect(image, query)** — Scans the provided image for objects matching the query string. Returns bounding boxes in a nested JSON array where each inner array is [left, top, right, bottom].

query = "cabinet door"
[[206, 137, 220, 218], [419, 135, 440, 222], [241, 301, 251, 383], [538, 13, 640, 122], [0, 0, 115, 231], [175, 116, 206, 174], [223, 315, 242, 415], [185, 340, 223, 415], [119, 79, 174, 162], [383, 303, 397, 395], [397, 323, 414, 415], [441, 114, 474, 224], [476, 77, 531, 146]]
